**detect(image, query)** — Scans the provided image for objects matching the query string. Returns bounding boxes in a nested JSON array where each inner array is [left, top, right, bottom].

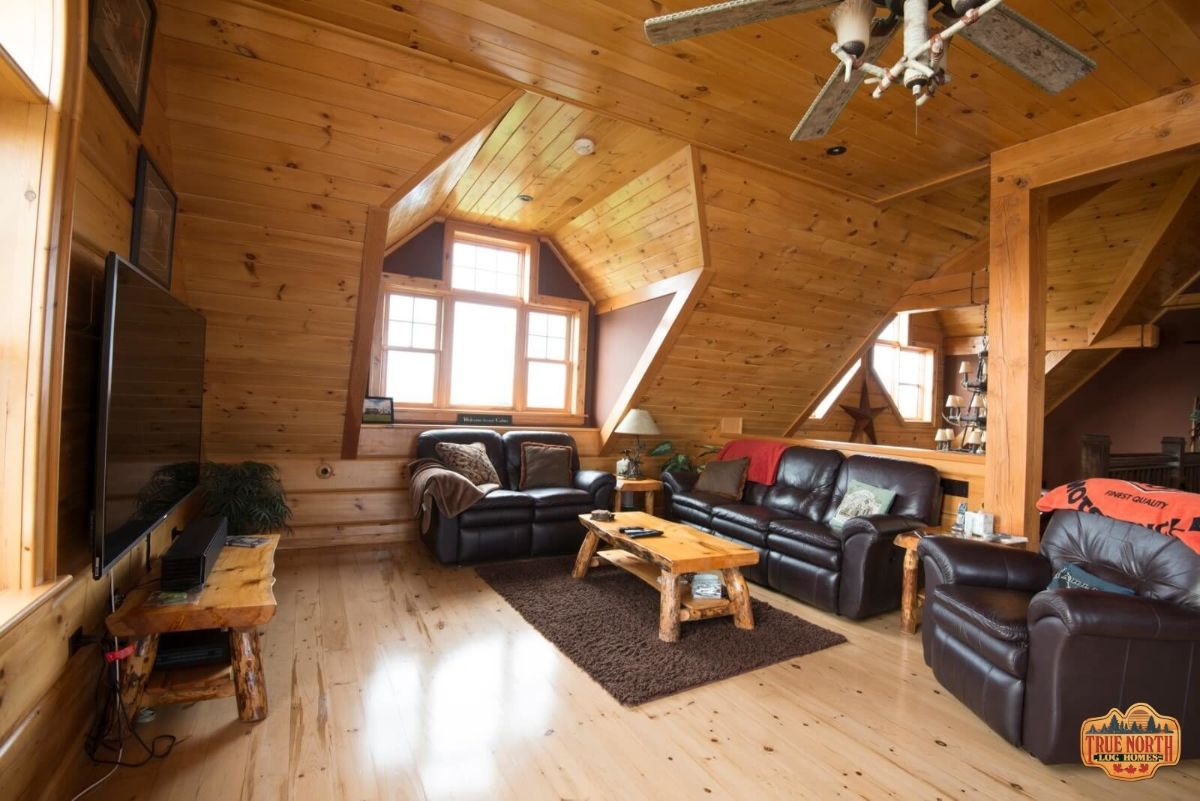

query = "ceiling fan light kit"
[[643, 0, 1097, 140]]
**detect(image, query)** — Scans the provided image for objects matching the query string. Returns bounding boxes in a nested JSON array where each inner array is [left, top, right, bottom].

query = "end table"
[[614, 477, 663, 514]]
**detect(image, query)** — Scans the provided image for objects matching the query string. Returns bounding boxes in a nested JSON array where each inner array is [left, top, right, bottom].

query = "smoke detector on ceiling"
[[572, 137, 596, 156]]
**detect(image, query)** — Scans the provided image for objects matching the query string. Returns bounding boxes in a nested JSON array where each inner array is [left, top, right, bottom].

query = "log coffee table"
[[574, 512, 759, 642]]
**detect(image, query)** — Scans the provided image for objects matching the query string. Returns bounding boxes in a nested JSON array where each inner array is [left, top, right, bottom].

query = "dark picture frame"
[[130, 147, 176, 290], [88, 0, 157, 133], [363, 396, 395, 424]]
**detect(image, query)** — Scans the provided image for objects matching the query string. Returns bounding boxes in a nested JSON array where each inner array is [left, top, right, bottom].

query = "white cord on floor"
[[69, 573, 125, 801]]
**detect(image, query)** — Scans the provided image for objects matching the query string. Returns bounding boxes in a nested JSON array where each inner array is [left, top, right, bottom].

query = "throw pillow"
[[520, 442, 573, 490], [695, 457, 750, 500], [435, 441, 500, 486], [1048, 563, 1136, 596], [830, 480, 897, 531]]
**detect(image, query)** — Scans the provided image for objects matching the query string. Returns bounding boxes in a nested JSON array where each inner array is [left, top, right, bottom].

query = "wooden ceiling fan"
[[644, 0, 1097, 141]]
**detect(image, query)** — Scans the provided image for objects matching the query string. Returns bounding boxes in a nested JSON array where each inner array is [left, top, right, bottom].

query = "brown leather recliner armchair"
[[919, 510, 1200, 763]]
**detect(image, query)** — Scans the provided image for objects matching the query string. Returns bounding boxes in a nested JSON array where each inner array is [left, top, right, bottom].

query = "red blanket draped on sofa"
[[716, 439, 790, 486]]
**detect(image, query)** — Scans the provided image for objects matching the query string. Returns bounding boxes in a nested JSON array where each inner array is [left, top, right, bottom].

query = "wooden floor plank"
[[81, 543, 1199, 801]]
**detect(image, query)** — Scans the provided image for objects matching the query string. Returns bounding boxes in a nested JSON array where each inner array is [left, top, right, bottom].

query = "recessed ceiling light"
[[826, 145, 848, 156], [517, 194, 534, 202]]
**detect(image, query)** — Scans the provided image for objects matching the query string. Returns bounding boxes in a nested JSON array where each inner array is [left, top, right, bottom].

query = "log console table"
[[106, 535, 279, 722]]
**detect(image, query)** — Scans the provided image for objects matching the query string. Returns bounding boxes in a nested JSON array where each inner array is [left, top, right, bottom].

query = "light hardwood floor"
[[82, 544, 1197, 801]]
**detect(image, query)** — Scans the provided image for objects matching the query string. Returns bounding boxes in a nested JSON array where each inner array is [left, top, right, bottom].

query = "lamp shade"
[[945, 395, 966, 409], [934, 429, 952, 443], [615, 408, 660, 436], [958, 360, 971, 375], [965, 429, 983, 445], [831, 0, 874, 57]]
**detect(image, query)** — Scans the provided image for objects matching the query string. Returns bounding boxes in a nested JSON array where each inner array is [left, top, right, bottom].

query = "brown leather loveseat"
[[662, 446, 943, 618], [919, 509, 1200, 763]]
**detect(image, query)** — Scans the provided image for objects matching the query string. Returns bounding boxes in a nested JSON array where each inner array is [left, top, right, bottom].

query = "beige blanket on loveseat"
[[408, 458, 499, 533]]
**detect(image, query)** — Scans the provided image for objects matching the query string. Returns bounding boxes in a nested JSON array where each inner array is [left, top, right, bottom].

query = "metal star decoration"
[[840, 378, 889, 445]]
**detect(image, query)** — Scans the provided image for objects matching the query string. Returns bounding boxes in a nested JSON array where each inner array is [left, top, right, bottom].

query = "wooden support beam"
[[1165, 292, 1200, 310], [984, 86, 1200, 547], [1044, 350, 1070, 374], [893, 270, 988, 313], [947, 324, 1160, 356], [1086, 167, 1200, 345], [341, 206, 389, 460], [984, 178, 1047, 543], [1047, 181, 1116, 225]]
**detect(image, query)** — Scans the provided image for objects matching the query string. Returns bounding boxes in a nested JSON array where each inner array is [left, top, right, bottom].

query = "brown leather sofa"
[[662, 446, 942, 618], [416, 429, 615, 564], [919, 509, 1200, 763]]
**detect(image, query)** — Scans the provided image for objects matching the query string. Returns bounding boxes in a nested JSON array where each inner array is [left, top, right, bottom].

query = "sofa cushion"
[[417, 429, 508, 489], [695, 458, 750, 499], [522, 487, 592, 507], [934, 584, 1033, 643], [762, 446, 844, 521], [460, 490, 534, 527], [502, 431, 581, 488], [766, 532, 841, 571], [519, 442, 573, 490], [435, 441, 502, 486], [712, 503, 788, 532], [768, 518, 840, 550], [672, 490, 732, 514], [828, 455, 940, 526], [1047, 563, 1136, 596], [473, 489, 535, 510], [829, 480, 896, 532]]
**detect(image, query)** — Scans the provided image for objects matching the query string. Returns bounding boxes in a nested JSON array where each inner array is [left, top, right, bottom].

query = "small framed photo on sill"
[[363, 396, 395, 424]]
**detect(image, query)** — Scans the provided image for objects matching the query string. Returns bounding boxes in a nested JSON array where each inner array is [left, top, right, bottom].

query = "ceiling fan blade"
[[791, 17, 900, 141], [645, 0, 841, 46], [933, 6, 1096, 94]]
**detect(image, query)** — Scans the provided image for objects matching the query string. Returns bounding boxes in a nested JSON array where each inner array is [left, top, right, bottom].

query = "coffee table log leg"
[[572, 529, 601, 579], [230, 627, 268, 722], [721, 569, 754, 630], [643, 490, 655, 515], [658, 573, 682, 642], [118, 634, 159, 721], [900, 547, 921, 635]]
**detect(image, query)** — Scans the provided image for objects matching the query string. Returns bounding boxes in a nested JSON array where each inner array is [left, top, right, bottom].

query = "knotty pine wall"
[[155, 0, 513, 457]]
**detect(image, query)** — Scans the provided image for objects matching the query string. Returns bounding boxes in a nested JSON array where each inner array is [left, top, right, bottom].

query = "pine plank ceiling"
[[254, 0, 1200, 201]]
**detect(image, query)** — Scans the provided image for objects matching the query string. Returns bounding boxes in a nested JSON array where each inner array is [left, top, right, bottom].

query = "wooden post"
[[572, 530, 600, 579], [721, 569, 754, 631], [1162, 437, 1186, 488], [658, 573, 682, 642], [1080, 434, 1111, 479], [118, 635, 159, 720], [229, 628, 268, 722], [984, 176, 1047, 545]]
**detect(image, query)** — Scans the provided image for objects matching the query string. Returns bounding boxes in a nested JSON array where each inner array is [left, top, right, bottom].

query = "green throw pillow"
[[1047, 564, 1136, 596], [830, 480, 896, 531]]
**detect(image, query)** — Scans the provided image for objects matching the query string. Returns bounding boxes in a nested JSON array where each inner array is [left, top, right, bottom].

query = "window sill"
[[0, 575, 73, 639]]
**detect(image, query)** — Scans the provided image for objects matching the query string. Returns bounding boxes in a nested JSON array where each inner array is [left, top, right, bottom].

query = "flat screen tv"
[[92, 253, 205, 578]]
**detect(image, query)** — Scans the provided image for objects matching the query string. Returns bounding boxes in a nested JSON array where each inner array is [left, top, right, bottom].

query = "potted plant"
[[137, 461, 293, 537], [649, 441, 722, 474]]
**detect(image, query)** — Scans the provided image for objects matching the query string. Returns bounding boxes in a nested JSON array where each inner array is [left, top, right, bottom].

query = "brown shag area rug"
[[475, 556, 847, 706]]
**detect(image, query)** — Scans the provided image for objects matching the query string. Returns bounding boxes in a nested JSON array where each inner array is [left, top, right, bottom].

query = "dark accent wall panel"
[[383, 221, 444, 280], [538, 241, 587, 301]]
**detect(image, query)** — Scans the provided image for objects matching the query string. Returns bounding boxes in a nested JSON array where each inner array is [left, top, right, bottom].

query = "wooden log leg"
[[643, 490, 655, 515], [613, 488, 621, 512], [572, 530, 601, 579], [658, 572, 682, 642], [230, 627, 268, 722], [721, 569, 754, 630], [117, 634, 159, 722], [900, 547, 921, 635]]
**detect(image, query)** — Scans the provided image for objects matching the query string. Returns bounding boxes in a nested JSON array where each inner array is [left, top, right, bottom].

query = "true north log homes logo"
[[1080, 703, 1181, 780]]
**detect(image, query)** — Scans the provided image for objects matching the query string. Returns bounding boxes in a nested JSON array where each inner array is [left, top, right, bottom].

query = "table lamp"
[[615, 408, 660, 479]]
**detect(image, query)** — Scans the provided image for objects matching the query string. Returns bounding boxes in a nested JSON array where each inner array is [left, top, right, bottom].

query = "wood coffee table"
[[574, 512, 759, 642]]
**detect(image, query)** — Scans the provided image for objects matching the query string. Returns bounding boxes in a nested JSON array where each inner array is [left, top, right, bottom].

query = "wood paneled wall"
[[155, 0, 512, 457], [632, 151, 976, 452], [554, 147, 703, 302]]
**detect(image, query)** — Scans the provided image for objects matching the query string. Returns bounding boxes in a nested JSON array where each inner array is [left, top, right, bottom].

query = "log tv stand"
[[106, 535, 279, 722]]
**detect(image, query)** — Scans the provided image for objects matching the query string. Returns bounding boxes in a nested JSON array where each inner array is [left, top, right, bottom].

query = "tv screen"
[[93, 253, 205, 578]]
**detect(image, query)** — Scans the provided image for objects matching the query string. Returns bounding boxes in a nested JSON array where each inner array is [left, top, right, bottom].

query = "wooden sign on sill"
[[457, 413, 513, 426]]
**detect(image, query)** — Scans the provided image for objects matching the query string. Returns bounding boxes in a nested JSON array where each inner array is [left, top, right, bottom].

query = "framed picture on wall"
[[363, 396, 395, 424], [130, 147, 176, 290], [88, 0, 157, 133]]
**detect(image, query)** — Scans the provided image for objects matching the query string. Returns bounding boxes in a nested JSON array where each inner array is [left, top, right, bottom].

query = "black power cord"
[[84, 653, 178, 768]]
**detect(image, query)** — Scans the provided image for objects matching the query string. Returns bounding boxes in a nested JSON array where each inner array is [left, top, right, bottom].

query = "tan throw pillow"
[[519, 442, 573, 490], [435, 441, 500, 486], [695, 457, 750, 500]]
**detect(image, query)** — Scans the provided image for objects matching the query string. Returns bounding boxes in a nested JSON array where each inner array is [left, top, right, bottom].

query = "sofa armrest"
[[840, 514, 927, 543], [661, 469, 699, 495], [574, 469, 615, 498], [1029, 590, 1200, 641], [918, 536, 1052, 593]]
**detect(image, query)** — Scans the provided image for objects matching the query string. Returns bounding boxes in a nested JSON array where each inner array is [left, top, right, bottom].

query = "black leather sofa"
[[662, 446, 942, 618], [416, 429, 615, 564], [919, 509, 1200, 763]]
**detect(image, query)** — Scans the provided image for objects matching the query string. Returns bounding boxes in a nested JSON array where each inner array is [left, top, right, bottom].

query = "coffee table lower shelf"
[[594, 549, 737, 622]]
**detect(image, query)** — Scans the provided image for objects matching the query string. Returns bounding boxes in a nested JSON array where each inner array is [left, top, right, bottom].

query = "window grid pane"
[[383, 292, 439, 406], [449, 300, 517, 407], [451, 240, 523, 297]]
